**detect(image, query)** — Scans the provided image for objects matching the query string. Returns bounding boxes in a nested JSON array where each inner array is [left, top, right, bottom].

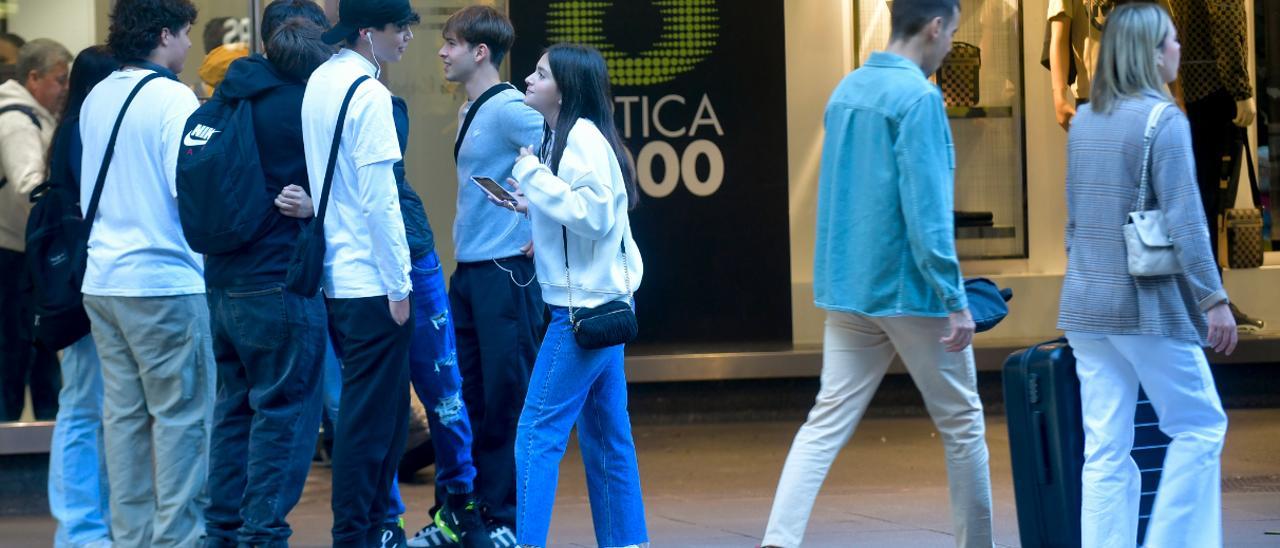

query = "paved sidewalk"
[[4, 409, 1278, 546]]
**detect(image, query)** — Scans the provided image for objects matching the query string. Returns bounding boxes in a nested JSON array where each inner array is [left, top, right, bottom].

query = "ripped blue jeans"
[[407, 251, 476, 495]]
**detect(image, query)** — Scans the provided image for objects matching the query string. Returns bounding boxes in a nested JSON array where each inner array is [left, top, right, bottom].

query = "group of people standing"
[[3, 0, 1245, 547], [30, 0, 646, 547]]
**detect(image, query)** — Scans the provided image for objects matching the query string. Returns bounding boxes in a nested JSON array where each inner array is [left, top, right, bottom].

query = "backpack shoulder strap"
[[84, 72, 164, 228], [454, 82, 517, 161], [0, 104, 41, 130], [314, 75, 372, 227]]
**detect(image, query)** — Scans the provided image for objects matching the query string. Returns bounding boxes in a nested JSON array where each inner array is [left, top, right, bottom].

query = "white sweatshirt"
[[0, 80, 56, 252], [512, 119, 643, 308]]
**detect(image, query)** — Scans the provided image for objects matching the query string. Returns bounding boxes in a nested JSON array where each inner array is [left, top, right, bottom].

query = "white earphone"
[[365, 32, 381, 78]]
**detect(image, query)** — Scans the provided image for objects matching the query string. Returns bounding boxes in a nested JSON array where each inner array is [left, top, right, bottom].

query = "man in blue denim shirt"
[[761, 1, 993, 547]]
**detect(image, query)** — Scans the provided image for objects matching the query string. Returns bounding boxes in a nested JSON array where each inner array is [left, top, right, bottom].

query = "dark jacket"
[[391, 96, 434, 260], [47, 114, 82, 193], [203, 54, 308, 288]]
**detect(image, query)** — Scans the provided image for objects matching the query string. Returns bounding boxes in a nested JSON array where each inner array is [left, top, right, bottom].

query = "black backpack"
[[176, 89, 273, 255], [25, 180, 89, 350], [0, 104, 41, 191], [24, 73, 161, 350]]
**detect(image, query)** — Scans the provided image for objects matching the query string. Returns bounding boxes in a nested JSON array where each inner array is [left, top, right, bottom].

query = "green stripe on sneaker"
[[433, 509, 461, 543]]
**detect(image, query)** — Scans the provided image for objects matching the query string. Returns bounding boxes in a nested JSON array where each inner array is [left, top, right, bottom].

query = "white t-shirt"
[[79, 69, 204, 297], [301, 50, 410, 300], [1047, 0, 1104, 99]]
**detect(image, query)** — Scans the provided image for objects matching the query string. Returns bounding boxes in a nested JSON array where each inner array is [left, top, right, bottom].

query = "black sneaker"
[[434, 496, 495, 548], [407, 521, 458, 547], [378, 521, 408, 548], [486, 524, 518, 548], [1231, 302, 1266, 333]]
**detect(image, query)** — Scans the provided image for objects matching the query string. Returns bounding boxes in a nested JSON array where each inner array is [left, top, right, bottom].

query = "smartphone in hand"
[[471, 176, 518, 209]]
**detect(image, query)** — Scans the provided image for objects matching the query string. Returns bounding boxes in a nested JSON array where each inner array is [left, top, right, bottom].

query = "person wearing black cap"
[[301, 0, 417, 546]]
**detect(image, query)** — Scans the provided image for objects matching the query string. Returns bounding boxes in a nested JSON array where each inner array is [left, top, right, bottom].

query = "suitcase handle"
[[1032, 410, 1052, 484]]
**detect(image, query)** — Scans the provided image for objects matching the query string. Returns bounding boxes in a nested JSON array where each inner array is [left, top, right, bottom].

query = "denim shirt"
[[813, 52, 967, 317]]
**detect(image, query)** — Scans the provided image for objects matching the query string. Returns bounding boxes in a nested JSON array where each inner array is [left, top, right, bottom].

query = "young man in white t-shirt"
[[303, 0, 415, 545], [77, 1, 213, 545]]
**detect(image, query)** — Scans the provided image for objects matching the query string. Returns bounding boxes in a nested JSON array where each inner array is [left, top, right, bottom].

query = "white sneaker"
[[488, 524, 518, 548], [408, 522, 458, 547]]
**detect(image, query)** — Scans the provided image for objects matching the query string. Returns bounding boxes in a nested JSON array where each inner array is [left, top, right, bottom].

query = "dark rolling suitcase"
[[1003, 339, 1171, 547]]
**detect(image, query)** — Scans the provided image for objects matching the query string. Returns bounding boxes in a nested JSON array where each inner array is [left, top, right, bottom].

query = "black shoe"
[[378, 521, 408, 548], [434, 495, 495, 548], [1230, 302, 1266, 333]]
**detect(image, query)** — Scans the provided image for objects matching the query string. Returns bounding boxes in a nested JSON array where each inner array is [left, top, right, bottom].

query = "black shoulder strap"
[[1243, 130, 1262, 209], [84, 72, 164, 228], [454, 82, 517, 162], [0, 105, 44, 190], [314, 75, 372, 228], [0, 104, 41, 130]]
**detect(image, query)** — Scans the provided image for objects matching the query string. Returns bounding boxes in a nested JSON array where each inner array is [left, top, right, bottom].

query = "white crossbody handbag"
[[1124, 101, 1182, 277]]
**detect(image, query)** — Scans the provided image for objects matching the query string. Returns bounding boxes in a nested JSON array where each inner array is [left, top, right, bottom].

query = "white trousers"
[[1067, 332, 1227, 548], [762, 312, 994, 548]]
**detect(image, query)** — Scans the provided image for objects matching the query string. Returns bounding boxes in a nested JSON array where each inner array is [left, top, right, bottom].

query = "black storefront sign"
[[511, 0, 791, 350]]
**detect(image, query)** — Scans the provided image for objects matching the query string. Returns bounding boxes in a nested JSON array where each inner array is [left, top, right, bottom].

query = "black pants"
[[327, 295, 413, 547], [1186, 90, 1243, 277], [0, 248, 59, 421], [448, 257, 546, 528]]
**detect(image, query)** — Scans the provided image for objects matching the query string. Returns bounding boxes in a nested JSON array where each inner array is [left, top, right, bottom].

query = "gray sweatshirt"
[[453, 87, 544, 262]]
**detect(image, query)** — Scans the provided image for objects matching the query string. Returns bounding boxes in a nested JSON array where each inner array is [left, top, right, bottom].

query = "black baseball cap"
[[321, 0, 416, 45]]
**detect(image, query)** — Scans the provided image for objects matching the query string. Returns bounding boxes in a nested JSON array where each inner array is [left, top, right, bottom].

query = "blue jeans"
[[323, 339, 340, 432], [515, 306, 647, 547], [205, 284, 327, 547], [48, 335, 111, 547], [408, 252, 476, 496]]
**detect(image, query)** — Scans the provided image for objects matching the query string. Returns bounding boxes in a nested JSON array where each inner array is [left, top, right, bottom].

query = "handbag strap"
[[313, 75, 371, 229], [84, 72, 163, 229], [562, 226, 632, 325], [454, 82, 516, 161], [1242, 129, 1262, 209], [1135, 101, 1173, 212]]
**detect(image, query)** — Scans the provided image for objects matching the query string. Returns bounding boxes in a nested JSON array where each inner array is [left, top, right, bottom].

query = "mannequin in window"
[[1169, 0, 1265, 332], [1047, 1, 1161, 130]]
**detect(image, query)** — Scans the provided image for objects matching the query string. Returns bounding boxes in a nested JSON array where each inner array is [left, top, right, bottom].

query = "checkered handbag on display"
[[1224, 143, 1264, 269], [937, 42, 980, 107]]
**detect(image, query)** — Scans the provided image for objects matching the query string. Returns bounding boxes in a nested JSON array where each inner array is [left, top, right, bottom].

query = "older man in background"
[[0, 37, 71, 422]]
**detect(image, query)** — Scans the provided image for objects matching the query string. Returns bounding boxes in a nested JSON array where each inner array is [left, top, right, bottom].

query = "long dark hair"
[[541, 43, 638, 210], [65, 46, 120, 120]]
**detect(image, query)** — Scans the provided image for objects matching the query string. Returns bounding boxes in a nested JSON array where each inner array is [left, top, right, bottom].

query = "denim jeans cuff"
[[444, 483, 474, 495]]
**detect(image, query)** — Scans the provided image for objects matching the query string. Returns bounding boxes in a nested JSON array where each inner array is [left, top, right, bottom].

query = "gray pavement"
[[3, 409, 1278, 547]]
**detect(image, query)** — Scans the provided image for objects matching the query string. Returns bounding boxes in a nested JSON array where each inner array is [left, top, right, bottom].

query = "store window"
[[1255, 0, 1280, 253], [857, 0, 1029, 259]]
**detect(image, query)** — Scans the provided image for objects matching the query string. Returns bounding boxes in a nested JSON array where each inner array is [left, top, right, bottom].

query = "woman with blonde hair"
[[1058, 3, 1236, 547]]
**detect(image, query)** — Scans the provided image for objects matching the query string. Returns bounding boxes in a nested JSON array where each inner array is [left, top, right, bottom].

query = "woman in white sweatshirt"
[[498, 43, 646, 548]]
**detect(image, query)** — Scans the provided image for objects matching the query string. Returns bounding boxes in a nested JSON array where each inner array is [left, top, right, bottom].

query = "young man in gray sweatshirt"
[[432, 5, 545, 542]]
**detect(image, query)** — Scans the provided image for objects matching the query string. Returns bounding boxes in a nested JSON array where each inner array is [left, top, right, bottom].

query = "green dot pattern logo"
[[546, 0, 719, 86]]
